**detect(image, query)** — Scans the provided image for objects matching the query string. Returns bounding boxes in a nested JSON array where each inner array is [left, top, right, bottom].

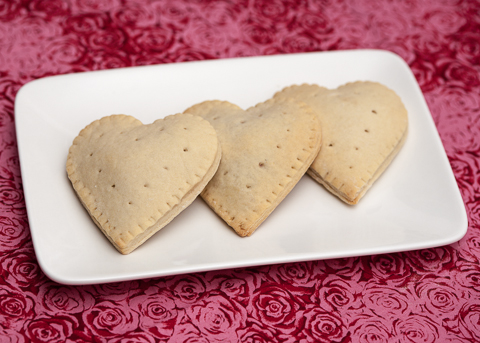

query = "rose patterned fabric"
[[1, 0, 480, 342]]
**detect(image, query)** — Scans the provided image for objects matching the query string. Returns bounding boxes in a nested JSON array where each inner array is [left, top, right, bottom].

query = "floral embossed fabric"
[[1, 0, 480, 342]]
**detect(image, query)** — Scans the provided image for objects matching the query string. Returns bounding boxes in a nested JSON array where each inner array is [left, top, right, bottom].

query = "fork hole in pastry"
[[89, 152, 93, 156], [246, 185, 251, 189], [240, 120, 246, 124], [111, 184, 115, 188], [372, 110, 377, 114], [164, 166, 169, 170], [128, 201, 132, 205], [365, 129, 369, 133], [349, 166, 353, 169], [224, 171, 228, 175], [183, 148, 188, 152], [144, 184, 148, 187], [328, 143, 333, 147], [135, 138, 139, 141], [98, 169, 102, 173], [355, 147, 359, 150], [259, 162, 265, 167], [277, 144, 281, 149]]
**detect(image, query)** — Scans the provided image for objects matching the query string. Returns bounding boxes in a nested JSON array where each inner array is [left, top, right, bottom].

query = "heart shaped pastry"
[[66, 113, 221, 254], [184, 98, 322, 237], [274, 81, 408, 205]]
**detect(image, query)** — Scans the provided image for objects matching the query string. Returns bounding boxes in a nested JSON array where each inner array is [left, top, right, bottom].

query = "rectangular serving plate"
[[15, 49, 468, 285]]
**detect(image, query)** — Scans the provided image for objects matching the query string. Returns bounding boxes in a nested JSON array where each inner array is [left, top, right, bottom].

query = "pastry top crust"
[[66, 113, 220, 253], [274, 81, 408, 204], [185, 98, 322, 236]]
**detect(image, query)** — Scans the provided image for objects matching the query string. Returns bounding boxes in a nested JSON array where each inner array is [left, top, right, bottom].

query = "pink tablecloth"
[[1, 0, 480, 342]]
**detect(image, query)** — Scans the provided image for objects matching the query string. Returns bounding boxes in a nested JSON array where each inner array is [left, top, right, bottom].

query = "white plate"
[[15, 50, 468, 285]]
